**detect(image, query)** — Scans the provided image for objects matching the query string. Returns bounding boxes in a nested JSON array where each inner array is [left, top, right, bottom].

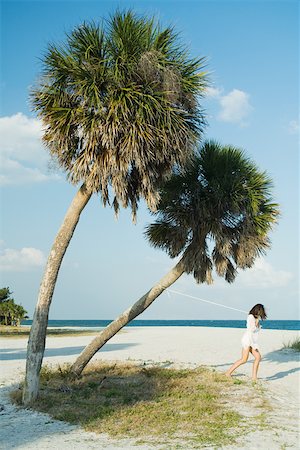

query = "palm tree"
[[0, 288, 11, 325], [0, 287, 12, 302], [0, 288, 28, 326], [7, 300, 16, 326], [23, 11, 208, 404], [71, 141, 279, 376], [0, 302, 10, 326], [14, 304, 29, 327]]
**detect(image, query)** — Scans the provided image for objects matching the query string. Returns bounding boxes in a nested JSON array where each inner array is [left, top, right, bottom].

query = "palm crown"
[[145, 141, 279, 284], [32, 11, 208, 217]]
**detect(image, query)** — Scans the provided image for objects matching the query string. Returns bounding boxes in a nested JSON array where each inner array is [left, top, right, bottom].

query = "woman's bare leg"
[[250, 348, 261, 381], [225, 347, 250, 377]]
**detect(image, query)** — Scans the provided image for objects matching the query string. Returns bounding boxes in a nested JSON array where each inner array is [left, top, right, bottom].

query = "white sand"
[[0, 327, 299, 449]]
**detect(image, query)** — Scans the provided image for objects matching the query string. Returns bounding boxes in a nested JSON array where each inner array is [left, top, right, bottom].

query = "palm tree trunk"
[[71, 260, 185, 376], [22, 183, 92, 406]]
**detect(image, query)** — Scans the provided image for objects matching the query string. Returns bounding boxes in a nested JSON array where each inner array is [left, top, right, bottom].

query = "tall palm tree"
[[23, 11, 208, 404], [71, 141, 279, 376]]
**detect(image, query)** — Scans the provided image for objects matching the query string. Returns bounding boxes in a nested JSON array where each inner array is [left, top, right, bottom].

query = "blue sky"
[[0, 0, 299, 320]]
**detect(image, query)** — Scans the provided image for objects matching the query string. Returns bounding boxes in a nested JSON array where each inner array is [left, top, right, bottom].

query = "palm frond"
[[31, 10, 208, 218], [146, 140, 280, 285], [145, 221, 189, 258]]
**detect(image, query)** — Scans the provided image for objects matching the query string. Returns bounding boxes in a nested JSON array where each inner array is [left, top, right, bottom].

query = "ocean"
[[22, 319, 300, 331]]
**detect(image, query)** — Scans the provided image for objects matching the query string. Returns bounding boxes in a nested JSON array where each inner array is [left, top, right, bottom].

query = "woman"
[[225, 304, 267, 381]]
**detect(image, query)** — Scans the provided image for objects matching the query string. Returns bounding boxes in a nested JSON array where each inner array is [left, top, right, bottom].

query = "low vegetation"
[[283, 337, 300, 352], [11, 362, 270, 448], [0, 326, 101, 338]]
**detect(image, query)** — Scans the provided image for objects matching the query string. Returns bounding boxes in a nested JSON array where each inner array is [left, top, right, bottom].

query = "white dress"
[[241, 314, 260, 350]]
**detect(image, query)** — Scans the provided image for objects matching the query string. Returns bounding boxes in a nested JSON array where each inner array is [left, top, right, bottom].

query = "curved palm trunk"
[[22, 184, 92, 405], [71, 260, 185, 376]]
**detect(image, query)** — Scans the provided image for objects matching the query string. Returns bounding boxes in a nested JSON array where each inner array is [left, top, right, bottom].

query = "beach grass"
[[282, 337, 300, 351], [0, 326, 102, 338], [11, 362, 268, 447]]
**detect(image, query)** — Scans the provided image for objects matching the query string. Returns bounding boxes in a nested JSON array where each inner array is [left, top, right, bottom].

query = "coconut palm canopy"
[[32, 10, 207, 217], [145, 141, 279, 284]]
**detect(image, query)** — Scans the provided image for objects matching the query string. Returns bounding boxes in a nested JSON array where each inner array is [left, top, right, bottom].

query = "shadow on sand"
[[262, 348, 300, 380], [0, 343, 138, 361], [0, 381, 79, 450], [209, 348, 300, 381], [264, 366, 300, 381], [263, 348, 300, 364]]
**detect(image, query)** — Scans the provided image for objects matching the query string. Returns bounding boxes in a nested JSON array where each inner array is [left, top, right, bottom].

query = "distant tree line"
[[0, 287, 28, 326]]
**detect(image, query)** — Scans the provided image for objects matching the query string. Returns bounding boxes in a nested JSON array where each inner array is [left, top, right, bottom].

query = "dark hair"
[[249, 304, 267, 320]]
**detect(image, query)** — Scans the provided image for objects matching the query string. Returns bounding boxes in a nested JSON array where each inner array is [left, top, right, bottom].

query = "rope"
[[166, 288, 248, 314]]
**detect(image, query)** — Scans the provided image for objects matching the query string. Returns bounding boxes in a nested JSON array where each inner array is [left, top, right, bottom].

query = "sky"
[[0, 0, 299, 320]]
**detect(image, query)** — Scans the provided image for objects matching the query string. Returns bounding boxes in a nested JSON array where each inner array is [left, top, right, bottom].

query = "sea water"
[[22, 319, 300, 330]]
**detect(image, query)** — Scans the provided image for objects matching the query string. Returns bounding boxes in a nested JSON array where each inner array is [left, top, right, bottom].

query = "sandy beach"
[[0, 326, 299, 449]]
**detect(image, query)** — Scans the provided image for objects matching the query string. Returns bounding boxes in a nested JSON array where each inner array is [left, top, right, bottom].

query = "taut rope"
[[167, 289, 248, 314]]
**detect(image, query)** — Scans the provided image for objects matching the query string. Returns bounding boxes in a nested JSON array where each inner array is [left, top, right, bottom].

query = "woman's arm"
[[247, 314, 257, 332]]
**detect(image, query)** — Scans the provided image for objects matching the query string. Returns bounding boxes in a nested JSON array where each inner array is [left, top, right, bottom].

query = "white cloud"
[[218, 89, 253, 125], [0, 155, 50, 185], [205, 86, 223, 98], [0, 112, 59, 186], [0, 113, 44, 164], [205, 87, 253, 126], [0, 246, 46, 272], [287, 119, 299, 135], [236, 258, 293, 288]]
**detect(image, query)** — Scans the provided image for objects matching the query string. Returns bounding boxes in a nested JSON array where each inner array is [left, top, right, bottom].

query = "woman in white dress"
[[225, 304, 267, 381]]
